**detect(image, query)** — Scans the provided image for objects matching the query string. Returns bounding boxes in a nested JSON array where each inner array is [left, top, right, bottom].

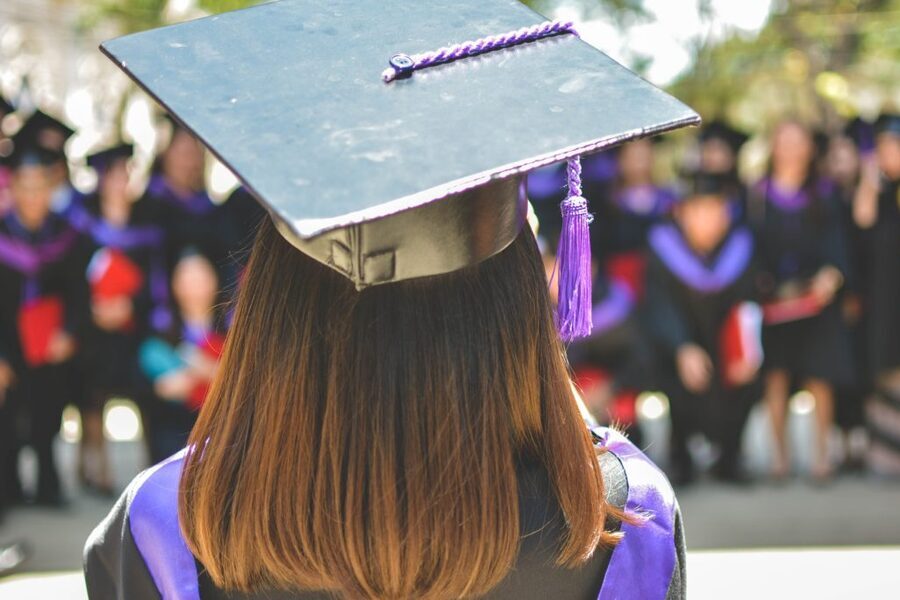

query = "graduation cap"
[[16, 109, 75, 158], [875, 113, 900, 138], [100, 0, 699, 338], [87, 143, 134, 173], [2, 122, 61, 169], [698, 120, 749, 153], [678, 171, 734, 201]]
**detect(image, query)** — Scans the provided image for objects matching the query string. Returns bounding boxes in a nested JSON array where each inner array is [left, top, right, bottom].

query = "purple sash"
[[129, 429, 677, 600], [595, 427, 677, 600], [147, 175, 216, 216], [0, 218, 80, 301], [129, 449, 200, 600], [648, 223, 753, 293], [591, 280, 634, 336]]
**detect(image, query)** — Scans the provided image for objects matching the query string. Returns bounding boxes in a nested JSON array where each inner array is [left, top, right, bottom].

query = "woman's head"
[[618, 138, 655, 185], [98, 159, 131, 207], [161, 127, 205, 192], [771, 120, 814, 176], [172, 250, 219, 318], [180, 218, 615, 598]]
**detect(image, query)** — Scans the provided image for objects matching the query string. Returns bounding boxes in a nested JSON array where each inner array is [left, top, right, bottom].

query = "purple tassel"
[[556, 157, 593, 342]]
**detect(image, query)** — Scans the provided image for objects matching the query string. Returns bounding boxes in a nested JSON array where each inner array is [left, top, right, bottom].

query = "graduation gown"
[[70, 194, 169, 398], [644, 222, 762, 475], [749, 177, 853, 385], [142, 174, 225, 271], [592, 183, 676, 299], [84, 428, 686, 600], [864, 175, 900, 377], [0, 211, 91, 501]]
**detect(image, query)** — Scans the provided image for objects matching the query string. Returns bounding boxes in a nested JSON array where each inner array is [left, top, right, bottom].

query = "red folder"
[[87, 248, 144, 300], [187, 331, 226, 411], [762, 292, 822, 325], [720, 302, 764, 387], [17, 296, 64, 367]]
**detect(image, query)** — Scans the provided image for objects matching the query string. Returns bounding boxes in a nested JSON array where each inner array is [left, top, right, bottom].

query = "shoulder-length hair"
[[179, 217, 618, 599]]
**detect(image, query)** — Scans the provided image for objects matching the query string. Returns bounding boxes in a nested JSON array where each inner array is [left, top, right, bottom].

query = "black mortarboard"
[[17, 109, 75, 157], [875, 113, 900, 138], [101, 0, 698, 291], [87, 143, 134, 173], [698, 119, 749, 153], [679, 171, 734, 200], [3, 122, 61, 169]]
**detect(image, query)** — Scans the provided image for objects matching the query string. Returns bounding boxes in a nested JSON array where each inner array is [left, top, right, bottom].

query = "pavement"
[[1, 403, 898, 598]]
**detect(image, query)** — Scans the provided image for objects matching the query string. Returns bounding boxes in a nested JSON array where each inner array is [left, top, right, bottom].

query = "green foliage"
[[669, 0, 900, 130]]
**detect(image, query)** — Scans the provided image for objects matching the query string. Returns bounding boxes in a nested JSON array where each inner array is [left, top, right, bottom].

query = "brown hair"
[[179, 218, 618, 598]]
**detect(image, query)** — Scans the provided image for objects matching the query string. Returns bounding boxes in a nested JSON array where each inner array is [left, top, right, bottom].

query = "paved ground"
[[1, 404, 898, 597]]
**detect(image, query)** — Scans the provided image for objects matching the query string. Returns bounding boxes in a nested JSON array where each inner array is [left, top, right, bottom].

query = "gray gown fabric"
[[84, 451, 685, 600]]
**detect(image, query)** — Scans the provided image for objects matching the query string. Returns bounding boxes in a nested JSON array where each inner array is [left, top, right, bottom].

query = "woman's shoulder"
[[83, 450, 196, 600]]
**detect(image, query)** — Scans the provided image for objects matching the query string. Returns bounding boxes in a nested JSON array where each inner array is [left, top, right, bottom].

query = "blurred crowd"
[[532, 113, 900, 486], [0, 93, 897, 526], [0, 97, 265, 513]]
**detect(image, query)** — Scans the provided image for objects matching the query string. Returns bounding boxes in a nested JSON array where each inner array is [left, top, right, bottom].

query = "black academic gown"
[[0, 212, 91, 503], [643, 222, 762, 478], [73, 194, 169, 405], [84, 428, 686, 600], [142, 174, 225, 271], [749, 177, 854, 385], [865, 176, 900, 379]]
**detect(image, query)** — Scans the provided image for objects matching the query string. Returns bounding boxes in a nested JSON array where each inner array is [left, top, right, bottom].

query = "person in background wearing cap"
[[750, 120, 852, 483], [85, 1, 700, 597], [645, 172, 762, 486], [69, 143, 168, 496], [0, 127, 91, 507], [854, 113, 900, 477], [15, 110, 81, 217], [137, 248, 225, 464], [696, 119, 749, 222]]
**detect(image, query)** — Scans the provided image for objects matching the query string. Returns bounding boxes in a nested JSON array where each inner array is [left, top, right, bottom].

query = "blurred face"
[[11, 165, 53, 229], [162, 129, 205, 191], [876, 133, 900, 180], [826, 136, 859, 184], [99, 160, 131, 206], [618, 139, 654, 184], [771, 121, 813, 175], [676, 195, 731, 255], [172, 254, 219, 317], [700, 138, 736, 174]]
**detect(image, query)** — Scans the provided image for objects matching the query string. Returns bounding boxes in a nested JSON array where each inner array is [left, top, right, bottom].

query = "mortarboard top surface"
[[101, 0, 699, 240]]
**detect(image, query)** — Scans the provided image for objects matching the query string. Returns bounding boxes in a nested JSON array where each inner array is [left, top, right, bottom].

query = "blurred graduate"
[[0, 124, 91, 506], [69, 143, 168, 494], [645, 172, 762, 485], [750, 120, 852, 482]]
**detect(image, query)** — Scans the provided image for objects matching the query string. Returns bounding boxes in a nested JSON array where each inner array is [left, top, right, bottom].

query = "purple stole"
[[128, 428, 677, 600], [147, 175, 216, 216], [591, 280, 634, 336], [0, 215, 79, 300], [648, 223, 754, 293], [753, 177, 835, 213]]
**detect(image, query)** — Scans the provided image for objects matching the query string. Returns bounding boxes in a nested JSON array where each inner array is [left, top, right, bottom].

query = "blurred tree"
[[669, 0, 900, 132]]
